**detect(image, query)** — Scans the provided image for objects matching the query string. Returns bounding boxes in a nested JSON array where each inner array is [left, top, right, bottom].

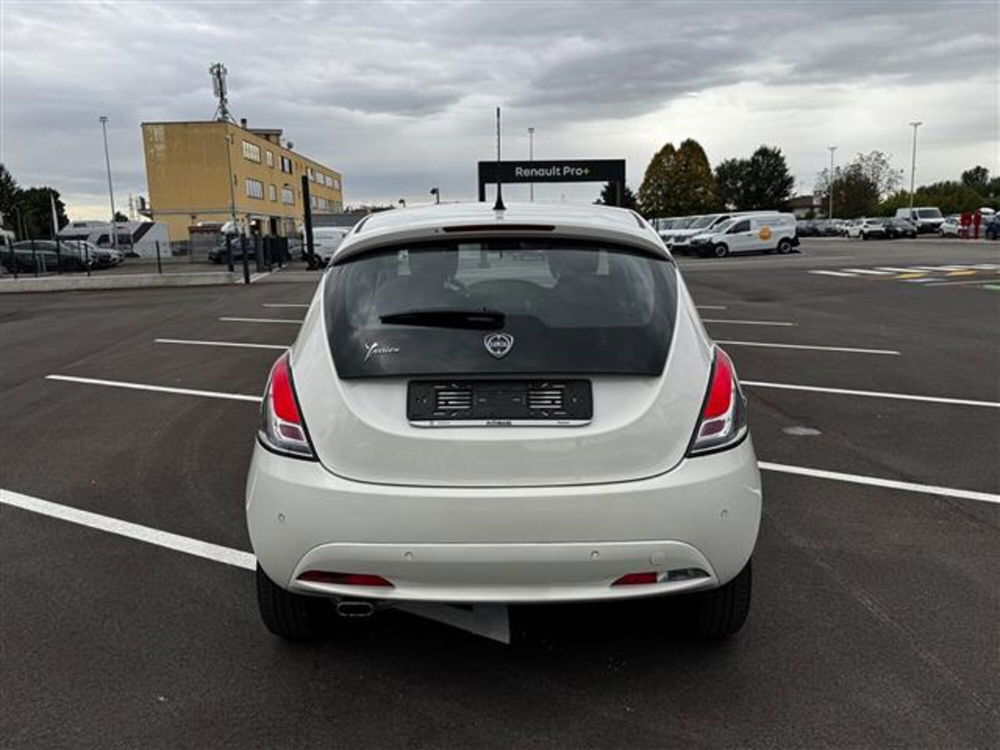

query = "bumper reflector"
[[612, 572, 659, 586], [298, 571, 394, 587]]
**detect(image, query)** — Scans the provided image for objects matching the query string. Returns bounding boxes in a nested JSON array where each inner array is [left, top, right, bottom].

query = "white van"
[[689, 213, 798, 258], [895, 207, 944, 233]]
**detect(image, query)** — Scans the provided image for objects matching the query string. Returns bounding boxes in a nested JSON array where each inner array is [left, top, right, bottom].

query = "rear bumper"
[[246, 438, 761, 603]]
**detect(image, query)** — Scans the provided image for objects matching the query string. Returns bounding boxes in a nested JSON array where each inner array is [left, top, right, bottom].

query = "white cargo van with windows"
[[689, 213, 798, 258]]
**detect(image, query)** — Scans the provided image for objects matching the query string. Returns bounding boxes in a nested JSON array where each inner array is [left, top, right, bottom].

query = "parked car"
[[884, 218, 918, 239], [247, 202, 761, 641], [983, 215, 1000, 240], [796, 220, 820, 237], [657, 215, 696, 246], [690, 213, 799, 257], [7, 240, 93, 272], [895, 206, 944, 233], [671, 212, 774, 255], [312, 226, 351, 264], [846, 218, 887, 240], [62, 239, 123, 268], [208, 240, 258, 264], [938, 216, 961, 238]]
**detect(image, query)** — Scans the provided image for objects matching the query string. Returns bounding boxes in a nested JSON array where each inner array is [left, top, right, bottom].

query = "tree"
[[637, 143, 677, 218], [742, 146, 794, 210], [815, 151, 903, 218], [594, 182, 638, 210], [961, 166, 990, 193], [879, 181, 995, 215], [0, 163, 20, 233], [14, 187, 69, 239], [667, 139, 720, 215], [714, 158, 746, 211], [713, 146, 793, 211]]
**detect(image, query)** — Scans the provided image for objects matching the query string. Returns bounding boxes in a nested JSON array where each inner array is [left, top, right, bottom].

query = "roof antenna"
[[493, 106, 506, 212]]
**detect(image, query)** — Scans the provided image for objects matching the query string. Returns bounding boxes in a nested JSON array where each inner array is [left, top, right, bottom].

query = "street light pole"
[[528, 127, 535, 201], [908, 121, 922, 217], [99, 116, 118, 251], [224, 130, 239, 273], [827, 146, 837, 220]]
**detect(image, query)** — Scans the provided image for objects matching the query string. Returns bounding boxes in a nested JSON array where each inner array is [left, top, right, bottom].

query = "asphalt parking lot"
[[1, 237, 997, 748]]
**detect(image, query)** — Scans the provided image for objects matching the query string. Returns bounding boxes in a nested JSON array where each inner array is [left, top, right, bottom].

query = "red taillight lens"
[[259, 352, 315, 459], [687, 347, 748, 456], [297, 571, 394, 587]]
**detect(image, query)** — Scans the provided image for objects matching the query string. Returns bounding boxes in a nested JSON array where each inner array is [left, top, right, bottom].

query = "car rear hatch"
[[292, 237, 712, 487]]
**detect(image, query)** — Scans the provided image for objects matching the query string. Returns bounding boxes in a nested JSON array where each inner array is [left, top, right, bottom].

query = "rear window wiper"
[[379, 308, 506, 330]]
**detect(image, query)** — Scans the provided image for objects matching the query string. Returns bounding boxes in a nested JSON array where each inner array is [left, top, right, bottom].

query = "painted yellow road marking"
[[896, 273, 927, 279], [947, 270, 977, 276]]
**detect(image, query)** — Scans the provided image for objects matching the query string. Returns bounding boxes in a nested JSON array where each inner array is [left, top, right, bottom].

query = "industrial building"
[[140, 119, 343, 242]]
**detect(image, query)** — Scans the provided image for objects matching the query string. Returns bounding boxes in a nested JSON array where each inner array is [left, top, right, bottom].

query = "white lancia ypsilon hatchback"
[[247, 202, 761, 640]]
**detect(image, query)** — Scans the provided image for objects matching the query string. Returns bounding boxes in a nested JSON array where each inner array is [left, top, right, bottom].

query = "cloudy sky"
[[1, 0, 997, 219]]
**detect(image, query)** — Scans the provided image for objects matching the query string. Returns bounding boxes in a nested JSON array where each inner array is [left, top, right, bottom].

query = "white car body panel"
[[246, 435, 760, 602]]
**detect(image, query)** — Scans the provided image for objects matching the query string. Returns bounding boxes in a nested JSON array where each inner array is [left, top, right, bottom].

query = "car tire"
[[686, 560, 752, 638], [861, 233, 869, 241], [255, 563, 331, 640], [713, 244, 729, 258], [777, 238, 792, 254]]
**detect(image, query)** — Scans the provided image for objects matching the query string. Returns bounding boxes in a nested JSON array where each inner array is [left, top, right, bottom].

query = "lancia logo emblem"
[[484, 332, 514, 359]]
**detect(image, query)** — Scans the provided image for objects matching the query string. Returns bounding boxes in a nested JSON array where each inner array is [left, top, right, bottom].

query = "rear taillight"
[[259, 352, 316, 460], [687, 347, 748, 456]]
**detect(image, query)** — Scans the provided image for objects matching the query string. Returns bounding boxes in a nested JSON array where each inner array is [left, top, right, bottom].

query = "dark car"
[[5, 240, 93, 273], [208, 241, 259, 264], [982, 215, 999, 240], [885, 218, 918, 239], [796, 220, 820, 237]]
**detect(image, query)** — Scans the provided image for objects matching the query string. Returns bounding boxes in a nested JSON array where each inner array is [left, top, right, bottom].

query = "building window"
[[265, 150, 274, 168], [268, 184, 276, 201], [242, 140, 261, 163], [306, 167, 314, 181], [281, 186, 294, 205], [245, 178, 264, 199], [280, 156, 293, 174]]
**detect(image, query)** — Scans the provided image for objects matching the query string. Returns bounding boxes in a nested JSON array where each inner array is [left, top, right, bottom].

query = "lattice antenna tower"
[[210, 63, 235, 123]]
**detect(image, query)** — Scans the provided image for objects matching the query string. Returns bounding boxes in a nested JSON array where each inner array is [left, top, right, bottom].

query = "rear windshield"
[[325, 240, 677, 378], [917, 208, 943, 219]]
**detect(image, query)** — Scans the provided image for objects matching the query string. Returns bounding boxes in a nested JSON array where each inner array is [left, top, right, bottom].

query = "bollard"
[[226, 235, 234, 273], [240, 234, 250, 284], [156, 240, 162, 274]]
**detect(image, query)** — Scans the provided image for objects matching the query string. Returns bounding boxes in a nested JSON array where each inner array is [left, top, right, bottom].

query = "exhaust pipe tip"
[[336, 600, 375, 618]]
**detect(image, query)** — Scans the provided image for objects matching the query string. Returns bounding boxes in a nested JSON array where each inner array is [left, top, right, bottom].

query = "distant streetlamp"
[[908, 121, 923, 216], [398, 198, 406, 207], [528, 127, 535, 201], [430, 187, 440, 204], [99, 116, 118, 250], [827, 146, 837, 220]]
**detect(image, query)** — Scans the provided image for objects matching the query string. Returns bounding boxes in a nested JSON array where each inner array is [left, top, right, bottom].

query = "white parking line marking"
[[873, 267, 919, 273], [0, 488, 511, 643], [924, 279, 1000, 288], [758, 463, 999, 505], [45, 375, 261, 402], [809, 270, 856, 277], [219, 317, 303, 324], [702, 319, 796, 327], [262, 303, 309, 308], [0, 488, 257, 569], [717, 340, 900, 355], [742, 380, 999, 409], [696, 305, 727, 310], [843, 268, 892, 275], [155, 338, 288, 351]]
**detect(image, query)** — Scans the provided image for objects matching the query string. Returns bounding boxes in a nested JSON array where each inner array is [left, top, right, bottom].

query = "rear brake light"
[[259, 352, 316, 459], [687, 347, 748, 456], [297, 571, 394, 587]]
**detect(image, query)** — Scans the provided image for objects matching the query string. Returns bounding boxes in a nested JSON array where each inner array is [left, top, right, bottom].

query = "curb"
[[0, 271, 261, 294]]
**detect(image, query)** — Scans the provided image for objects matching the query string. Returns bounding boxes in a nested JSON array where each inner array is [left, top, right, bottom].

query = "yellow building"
[[141, 119, 343, 242]]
